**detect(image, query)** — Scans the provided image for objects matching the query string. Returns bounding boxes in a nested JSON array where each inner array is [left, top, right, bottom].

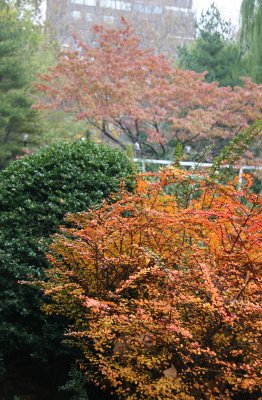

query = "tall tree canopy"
[[178, 3, 245, 87], [0, 4, 41, 169], [240, 0, 262, 83], [34, 21, 262, 160]]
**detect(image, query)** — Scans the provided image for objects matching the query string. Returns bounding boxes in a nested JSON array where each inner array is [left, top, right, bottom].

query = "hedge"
[[0, 141, 134, 399]]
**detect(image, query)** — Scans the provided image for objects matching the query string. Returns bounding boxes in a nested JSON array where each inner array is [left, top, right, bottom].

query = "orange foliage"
[[41, 167, 261, 399], [34, 21, 262, 159]]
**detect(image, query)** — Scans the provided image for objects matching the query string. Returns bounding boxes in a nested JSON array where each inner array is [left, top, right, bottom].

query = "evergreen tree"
[[0, 4, 41, 169], [178, 3, 245, 87], [240, 0, 262, 83]]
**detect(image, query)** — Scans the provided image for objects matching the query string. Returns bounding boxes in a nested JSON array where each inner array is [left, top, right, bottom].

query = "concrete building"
[[46, 0, 196, 56]]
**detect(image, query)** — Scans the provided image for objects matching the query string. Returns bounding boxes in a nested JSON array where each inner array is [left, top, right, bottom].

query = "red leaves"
[[34, 22, 262, 159]]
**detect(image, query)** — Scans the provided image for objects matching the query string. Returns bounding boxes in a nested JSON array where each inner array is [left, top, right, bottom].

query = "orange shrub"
[[41, 167, 262, 400]]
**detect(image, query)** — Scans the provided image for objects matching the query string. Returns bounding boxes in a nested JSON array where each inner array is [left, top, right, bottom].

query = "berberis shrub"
[[40, 167, 261, 400], [0, 141, 134, 398]]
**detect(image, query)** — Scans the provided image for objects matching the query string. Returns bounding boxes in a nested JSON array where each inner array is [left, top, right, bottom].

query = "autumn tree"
[[39, 165, 262, 400], [34, 21, 262, 160]]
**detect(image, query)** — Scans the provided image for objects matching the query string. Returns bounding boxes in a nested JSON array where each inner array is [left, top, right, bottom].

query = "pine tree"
[[178, 3, 245, 87]]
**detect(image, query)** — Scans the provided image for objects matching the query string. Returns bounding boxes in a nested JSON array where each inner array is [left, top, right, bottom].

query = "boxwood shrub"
[[0, 141, 134, 399]]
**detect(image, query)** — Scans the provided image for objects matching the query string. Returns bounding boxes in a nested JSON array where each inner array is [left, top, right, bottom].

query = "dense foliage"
[[40, 167, 261, 400], [2, 0, 43, 16], [0, 141, 134, 399], [240, 0, 262, 83], [34, 21, 262, 161], [0, 1, 73, 170], [0, 4, 42, 169], [178, 4, 245, 87]]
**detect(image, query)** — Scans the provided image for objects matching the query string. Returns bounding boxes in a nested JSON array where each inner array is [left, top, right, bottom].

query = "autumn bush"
[[0, 141, 134, 398], [39, 166, 262, 400]]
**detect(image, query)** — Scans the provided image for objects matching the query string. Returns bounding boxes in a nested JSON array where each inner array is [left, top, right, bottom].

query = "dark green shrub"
[[0, 141, 134, 399]]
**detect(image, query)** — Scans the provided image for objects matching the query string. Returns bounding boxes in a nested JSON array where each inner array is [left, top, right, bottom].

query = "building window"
[[86, 12, 93, 21], [72, 10, 81, 19], [151, 6, 162, 14], [165, 6, 189, 13], [133, 2, 160, 14], [84, 0, 96, 5], [71, 0, 96, 4], [175, 0, 192, 8], [133, 2, 143, 13], [100, 0, 130, 10], [115, 1, 131, 11], [100, 0, 114, 8], [103, 15, 115, 24]]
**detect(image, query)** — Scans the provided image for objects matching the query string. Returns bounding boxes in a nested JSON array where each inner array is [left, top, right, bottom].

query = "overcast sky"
[[193, 0, 242, 28]]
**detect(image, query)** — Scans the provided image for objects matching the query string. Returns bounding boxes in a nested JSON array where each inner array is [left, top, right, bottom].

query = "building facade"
[[46, 0, 196, 57]]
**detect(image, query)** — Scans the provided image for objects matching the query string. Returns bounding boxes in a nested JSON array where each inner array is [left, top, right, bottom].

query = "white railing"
[[133, 158, 262, 189]]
